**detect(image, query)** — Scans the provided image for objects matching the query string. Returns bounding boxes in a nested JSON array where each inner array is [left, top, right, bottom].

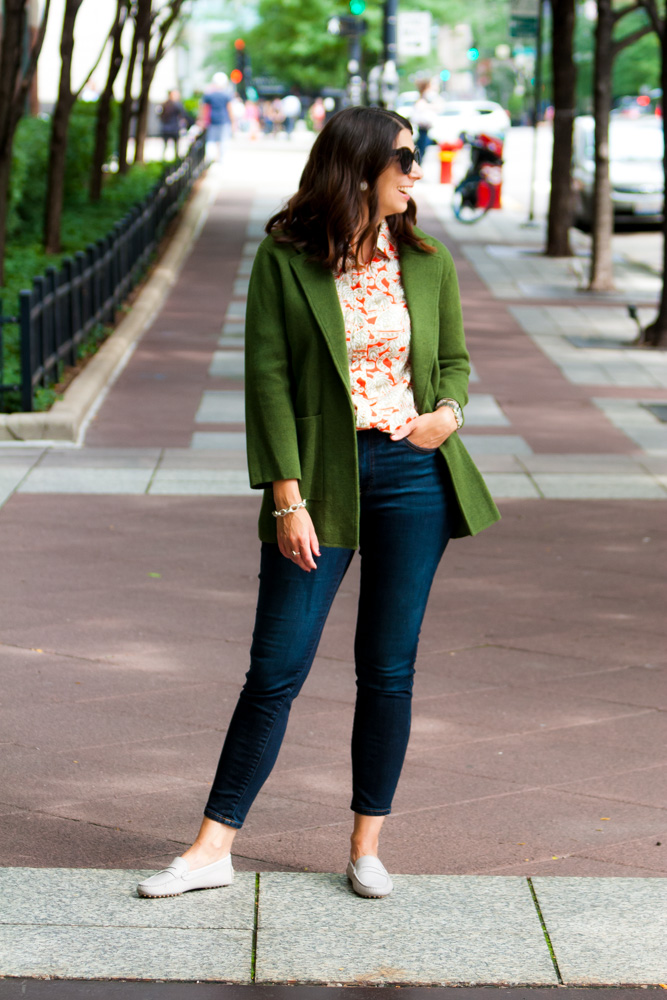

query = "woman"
[[138, 107, 499, 901]]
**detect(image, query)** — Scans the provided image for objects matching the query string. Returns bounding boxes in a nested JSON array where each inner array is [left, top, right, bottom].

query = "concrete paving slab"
[[209, 351, 245, 378], [0, 866, 256, 928], [37, 449, 162, 468], [256, 872, 557, 985], [195, 391, 245, 424], [225, 301, 247, 322], [465, 395, 511, 427], [531, 474, 666, 500], [458, 434, 534, 455], [191, 431, 248, 449], [532, 877, 667, 984], [159, 448, 248, 469], [149, 470, 254, 495], [0, 925, 253, 981], [17, 468, 153, 494], [482, 473, 541, 498], [519, 454, 646, 473], [218, 337, 246, 349]]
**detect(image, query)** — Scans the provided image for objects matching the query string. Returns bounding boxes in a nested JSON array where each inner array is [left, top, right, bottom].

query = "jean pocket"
[[400, 437, 438, 455]]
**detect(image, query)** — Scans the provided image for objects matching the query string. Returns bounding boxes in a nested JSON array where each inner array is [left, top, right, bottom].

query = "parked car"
[[427, 100, 510, 144], [572, 115, 664, 228]]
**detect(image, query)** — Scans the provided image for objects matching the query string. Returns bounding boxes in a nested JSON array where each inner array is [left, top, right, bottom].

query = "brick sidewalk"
[[0, 146, 665, 985]]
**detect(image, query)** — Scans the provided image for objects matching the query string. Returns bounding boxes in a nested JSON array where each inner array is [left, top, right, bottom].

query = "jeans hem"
[[203, 807, 243, 830], [350, 805, 392, 817]]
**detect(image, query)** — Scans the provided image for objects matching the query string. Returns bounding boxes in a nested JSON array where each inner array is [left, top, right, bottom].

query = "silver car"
[[572, 115, 664, 227]]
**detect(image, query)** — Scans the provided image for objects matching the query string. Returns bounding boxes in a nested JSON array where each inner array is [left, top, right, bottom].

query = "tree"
[[588, 1, 652, 291], [637, 0, 667, 346], [546, 0, 577, 257], [118, 1, 144, 175], [133, 0, 187, 164], [90, 0, 129, 201], [0, 0, 51, 285], [43, 0, 109, 253], [117, 0, 187, 172]]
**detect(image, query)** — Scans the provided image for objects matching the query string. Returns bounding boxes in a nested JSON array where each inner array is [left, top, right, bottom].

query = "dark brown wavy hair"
[[266, 106, 436, 270]]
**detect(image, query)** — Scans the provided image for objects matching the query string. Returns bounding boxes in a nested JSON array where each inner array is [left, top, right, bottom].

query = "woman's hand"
[[390, 407, 458, 449], [273, 480, 321, 571]]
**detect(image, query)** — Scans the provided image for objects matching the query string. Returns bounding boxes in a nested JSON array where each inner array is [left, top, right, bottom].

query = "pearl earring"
[[360, 180, 368, 191]]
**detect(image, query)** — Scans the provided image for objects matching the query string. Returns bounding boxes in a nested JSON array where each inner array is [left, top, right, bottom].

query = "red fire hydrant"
[[439, 139, 463, 184]]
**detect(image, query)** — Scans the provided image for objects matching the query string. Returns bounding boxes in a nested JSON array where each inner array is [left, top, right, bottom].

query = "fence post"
[[62, 258, 77, 366], [45, 266, 59, 386], [19, 289, 34, 412]]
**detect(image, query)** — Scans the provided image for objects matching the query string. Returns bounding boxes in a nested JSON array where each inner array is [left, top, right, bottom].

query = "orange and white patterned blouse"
[[334, 221, 419, 436]]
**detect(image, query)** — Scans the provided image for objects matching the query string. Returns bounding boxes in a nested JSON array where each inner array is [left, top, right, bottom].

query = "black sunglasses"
[[392, 146, 421, 174]]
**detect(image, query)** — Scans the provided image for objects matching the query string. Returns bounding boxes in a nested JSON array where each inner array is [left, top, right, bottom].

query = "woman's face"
[[374, 127, 423, 220]]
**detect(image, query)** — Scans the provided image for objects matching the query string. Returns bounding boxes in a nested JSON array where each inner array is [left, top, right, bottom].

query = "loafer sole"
[[138, 879, 232, 899]]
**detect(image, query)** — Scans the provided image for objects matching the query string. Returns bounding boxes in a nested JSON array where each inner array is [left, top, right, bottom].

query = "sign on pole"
[[509, 0, 539, 36], [397, 11, 432, 58]]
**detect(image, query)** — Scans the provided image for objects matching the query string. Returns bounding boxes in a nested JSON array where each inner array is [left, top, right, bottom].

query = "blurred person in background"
[[308, 96, 326, 132], [413, 80, 439, 162], [158, 89, 187, 160], [137, 106, 499, 903], [201, 72, 234, 161], [281, 91, 302, 138]]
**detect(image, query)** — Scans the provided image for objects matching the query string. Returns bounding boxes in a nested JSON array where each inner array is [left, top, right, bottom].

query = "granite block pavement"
[[0, 145, 665, 986]]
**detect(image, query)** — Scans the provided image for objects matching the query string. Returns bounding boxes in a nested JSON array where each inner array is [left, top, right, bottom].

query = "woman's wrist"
[[273, 478, 302, 509]]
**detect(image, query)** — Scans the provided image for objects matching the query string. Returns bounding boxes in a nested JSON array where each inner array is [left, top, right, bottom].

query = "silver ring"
[[291, 550, 300, 557]]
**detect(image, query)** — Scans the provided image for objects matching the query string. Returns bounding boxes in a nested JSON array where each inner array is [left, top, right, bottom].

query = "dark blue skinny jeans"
[[204, 429, 454, 828]]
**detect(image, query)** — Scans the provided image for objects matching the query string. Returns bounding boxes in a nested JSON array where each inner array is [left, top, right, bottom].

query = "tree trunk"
[[90, 0, 127, 201], [0, 0, 50, 284], [588, 0, 615, 290], [643, 26, 667, 348], [133, 59, 154, 164], [43, 0, 81, 254], [546, 0, 576, 257], [118, 14, 140, 175]]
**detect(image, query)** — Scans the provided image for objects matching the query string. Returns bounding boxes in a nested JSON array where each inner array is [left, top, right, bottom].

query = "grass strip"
[[527, 875, 563, 984], [251, 871, 260, 982]]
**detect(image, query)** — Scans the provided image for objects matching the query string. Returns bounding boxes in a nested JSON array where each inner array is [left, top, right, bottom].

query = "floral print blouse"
[[334, 221, 419, 435]]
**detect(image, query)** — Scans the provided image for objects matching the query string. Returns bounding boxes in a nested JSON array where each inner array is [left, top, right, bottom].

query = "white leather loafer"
[[346, 855, 393, 898], [137, 854, 234, 898]]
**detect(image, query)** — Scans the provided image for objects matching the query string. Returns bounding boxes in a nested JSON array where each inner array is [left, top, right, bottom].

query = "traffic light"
[[349, 0, 366, 13], [467, 47, 479, 61], [232, 38, 248, 93]]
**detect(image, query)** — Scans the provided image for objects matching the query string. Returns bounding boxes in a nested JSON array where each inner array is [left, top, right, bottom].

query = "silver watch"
[[435, 397, 463, 429]]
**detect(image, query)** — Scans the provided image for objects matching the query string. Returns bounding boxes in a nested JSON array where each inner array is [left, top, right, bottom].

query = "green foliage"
[[1, 160, 165, 413], [8, 116, 50, 242], [613, 17, 660, 96], [574, 4, 659, 110], [206, 0, 384, 93]]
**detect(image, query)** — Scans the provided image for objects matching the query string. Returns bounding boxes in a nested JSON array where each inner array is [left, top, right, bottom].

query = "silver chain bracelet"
[[272, 499, 308, 518]]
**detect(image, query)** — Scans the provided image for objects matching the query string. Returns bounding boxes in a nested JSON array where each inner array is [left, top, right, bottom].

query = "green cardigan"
[[244, 228, 500, 549]]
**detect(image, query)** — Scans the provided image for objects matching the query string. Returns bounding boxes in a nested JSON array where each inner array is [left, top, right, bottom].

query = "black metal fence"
[[0, 131, 206, 413]]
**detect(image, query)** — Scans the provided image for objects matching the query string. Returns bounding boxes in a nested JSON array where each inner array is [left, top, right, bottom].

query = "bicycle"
[[451, 132, 504, 224]]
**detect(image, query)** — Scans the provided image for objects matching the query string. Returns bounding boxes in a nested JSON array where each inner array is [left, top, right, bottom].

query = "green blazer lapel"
[[400, 245, 443, 412], [290, 254, 350, 390]]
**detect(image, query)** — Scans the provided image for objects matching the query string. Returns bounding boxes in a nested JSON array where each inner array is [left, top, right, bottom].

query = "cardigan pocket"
[[295, 414, 323, 501]]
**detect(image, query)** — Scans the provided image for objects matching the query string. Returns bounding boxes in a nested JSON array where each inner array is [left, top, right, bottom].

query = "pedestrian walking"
[[157, 89, 186, 160], [280, 92, 302, 138], [412, 80, 439, 162], [201, 72, 234, 161], [137, 106, 499, 902]]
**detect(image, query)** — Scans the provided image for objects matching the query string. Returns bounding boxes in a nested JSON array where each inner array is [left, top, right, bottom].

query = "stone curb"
[[0, 170, 218, 444]]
